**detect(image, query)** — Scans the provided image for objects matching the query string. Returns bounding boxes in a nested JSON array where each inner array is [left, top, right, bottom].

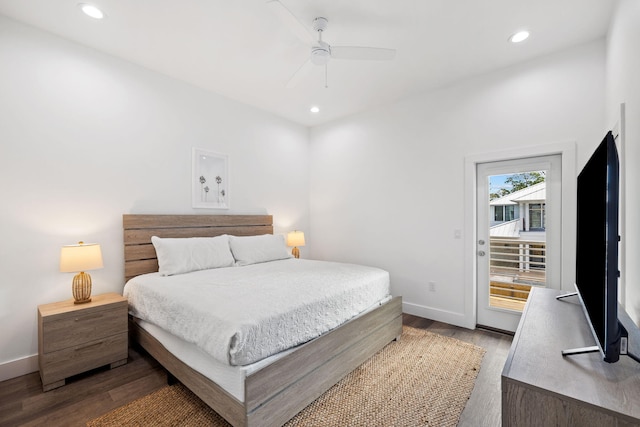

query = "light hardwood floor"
[[0, 314, 512, 426]]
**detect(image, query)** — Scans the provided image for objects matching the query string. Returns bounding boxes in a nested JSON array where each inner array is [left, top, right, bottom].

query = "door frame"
[[462, 141, 576, 329]]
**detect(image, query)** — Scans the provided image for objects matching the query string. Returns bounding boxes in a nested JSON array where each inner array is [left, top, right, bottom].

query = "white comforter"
[[123, 259, 390, 366]]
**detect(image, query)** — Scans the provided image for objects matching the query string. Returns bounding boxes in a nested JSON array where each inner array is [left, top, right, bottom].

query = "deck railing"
[[489, 238, 546, 311]]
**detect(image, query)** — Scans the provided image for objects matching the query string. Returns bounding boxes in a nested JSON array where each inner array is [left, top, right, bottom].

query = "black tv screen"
[[575, 131, 622, 363]]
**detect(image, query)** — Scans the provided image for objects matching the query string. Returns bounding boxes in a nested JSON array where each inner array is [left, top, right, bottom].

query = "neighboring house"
[[489, 181, 547, 285], [490, 182, 546, 242]]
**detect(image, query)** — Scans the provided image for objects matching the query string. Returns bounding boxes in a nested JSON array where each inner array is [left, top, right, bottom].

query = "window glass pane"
[[529, 203, 545, 229], [530, 211, 542, 228], [487, 170, 549, 314], [505, 205, 515, 221]]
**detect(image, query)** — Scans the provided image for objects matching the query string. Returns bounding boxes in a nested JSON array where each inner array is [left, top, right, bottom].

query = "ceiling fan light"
[[79, 3, 105, 19], [509, 30, 530, 43]]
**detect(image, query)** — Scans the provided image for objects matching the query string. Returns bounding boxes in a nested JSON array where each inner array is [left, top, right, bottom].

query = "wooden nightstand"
[[38, 292, 128, 392]]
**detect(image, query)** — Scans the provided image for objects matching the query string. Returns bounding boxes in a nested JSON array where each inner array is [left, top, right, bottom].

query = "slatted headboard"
[[123, 214, 273, 282]]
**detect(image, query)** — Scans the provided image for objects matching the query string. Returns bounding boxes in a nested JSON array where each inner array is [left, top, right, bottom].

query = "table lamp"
[[287, 231, 305, 259], [60, 241, 104, 304]]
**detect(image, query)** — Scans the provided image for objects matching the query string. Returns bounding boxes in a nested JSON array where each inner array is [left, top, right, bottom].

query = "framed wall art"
[[192, 148, 229, 209]]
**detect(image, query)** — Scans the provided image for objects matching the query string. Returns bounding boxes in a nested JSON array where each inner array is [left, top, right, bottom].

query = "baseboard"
[[0, 354, 38, 382], [403, 302, 472, 329]]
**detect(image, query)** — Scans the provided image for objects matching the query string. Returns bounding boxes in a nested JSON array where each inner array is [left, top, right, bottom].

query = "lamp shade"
[[286, 231, 305, 247], [60, 242, 104, 272]]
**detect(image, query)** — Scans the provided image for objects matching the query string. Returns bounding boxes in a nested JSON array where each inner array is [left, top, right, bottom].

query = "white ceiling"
[[0, 0, 615, 127]]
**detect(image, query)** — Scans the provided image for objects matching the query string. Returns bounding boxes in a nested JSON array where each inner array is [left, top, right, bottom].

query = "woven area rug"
[[88, 326, 485, 427]]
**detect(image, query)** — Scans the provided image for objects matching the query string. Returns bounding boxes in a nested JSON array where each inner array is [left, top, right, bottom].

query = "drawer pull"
[[75, 313, 104, 322], [75, 341, 103, 351]]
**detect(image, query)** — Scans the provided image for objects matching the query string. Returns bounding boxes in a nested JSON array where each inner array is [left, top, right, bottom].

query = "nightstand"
[[38, 292, 128, 392]]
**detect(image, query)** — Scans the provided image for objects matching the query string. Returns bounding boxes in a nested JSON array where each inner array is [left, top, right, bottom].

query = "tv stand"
[[561, 345, 600, 357], [560, 342, 640, 363], [555, 292, 640, 362], [555, 291, 578, 299], [502, 288, 640, 426]]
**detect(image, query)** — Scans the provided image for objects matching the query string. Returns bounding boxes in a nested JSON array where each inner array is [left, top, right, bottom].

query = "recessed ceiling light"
[[79, 3, 105, 19], [310, 106, 320, 114], [509, 31, 530, 43]]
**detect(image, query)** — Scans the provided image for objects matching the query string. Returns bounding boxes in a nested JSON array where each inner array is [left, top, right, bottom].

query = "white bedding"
[[124, 258, 391, 366]]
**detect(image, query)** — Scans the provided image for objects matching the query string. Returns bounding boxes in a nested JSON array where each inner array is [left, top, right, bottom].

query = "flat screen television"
[[574, 131, 625, 362], [561, 130, 639, 364]]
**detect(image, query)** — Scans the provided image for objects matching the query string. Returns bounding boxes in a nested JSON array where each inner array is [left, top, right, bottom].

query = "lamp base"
[[292, 247, 300, 259], [72, 271, 93, 304]]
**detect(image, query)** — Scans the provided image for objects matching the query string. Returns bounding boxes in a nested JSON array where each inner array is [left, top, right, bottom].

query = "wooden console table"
[[502, 287, 640, 426]]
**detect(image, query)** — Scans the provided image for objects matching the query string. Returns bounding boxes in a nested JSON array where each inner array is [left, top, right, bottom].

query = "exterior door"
[[476, 155, 562, 332]]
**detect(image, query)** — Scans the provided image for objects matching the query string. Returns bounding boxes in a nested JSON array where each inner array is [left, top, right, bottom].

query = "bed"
[[123, 214, 402, 427]]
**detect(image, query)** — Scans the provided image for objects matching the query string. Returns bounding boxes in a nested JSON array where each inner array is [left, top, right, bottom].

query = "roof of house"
[[490, 219, 520, 238], [490, 182, 546, 206]]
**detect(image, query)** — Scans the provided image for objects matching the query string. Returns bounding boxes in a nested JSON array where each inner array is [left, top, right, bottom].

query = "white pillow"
[[151, 235, 235, 276], [229, 234, 292, 266]]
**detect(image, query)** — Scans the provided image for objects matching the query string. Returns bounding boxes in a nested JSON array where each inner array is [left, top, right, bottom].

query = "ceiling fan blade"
[[331, 46, 396, 61], [267, 0, 316, 46], [286, 59, 314, 88]]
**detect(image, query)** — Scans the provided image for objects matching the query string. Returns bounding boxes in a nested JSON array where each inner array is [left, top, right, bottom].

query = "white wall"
[[0, 16, 310, 373], [606, 0, 640, 324], [310, 41, 606, 327]]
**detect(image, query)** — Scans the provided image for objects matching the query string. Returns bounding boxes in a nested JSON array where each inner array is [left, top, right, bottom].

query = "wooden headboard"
[[123, 214, 273, 281]]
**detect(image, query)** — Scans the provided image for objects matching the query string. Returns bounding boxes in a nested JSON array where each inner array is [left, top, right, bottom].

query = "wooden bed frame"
[[123, 214, 403, 427]]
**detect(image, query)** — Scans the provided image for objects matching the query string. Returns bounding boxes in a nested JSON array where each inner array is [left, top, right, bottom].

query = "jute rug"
[[88, 326, 485, 427]]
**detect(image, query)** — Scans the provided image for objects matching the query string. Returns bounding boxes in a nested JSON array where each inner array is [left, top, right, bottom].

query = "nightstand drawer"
[[42, 304, 127, 353], [39, 332, 128, 385]]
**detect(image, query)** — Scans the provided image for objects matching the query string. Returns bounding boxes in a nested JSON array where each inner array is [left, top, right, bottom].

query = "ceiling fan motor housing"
[[311, 41, 331, 65]]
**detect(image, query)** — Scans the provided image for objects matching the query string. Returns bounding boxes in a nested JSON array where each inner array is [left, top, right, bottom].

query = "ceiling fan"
[[267, 0, 397, 88]]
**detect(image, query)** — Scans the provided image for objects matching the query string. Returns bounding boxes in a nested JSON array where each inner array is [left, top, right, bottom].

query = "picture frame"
[[192, 148, 229, 209]]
